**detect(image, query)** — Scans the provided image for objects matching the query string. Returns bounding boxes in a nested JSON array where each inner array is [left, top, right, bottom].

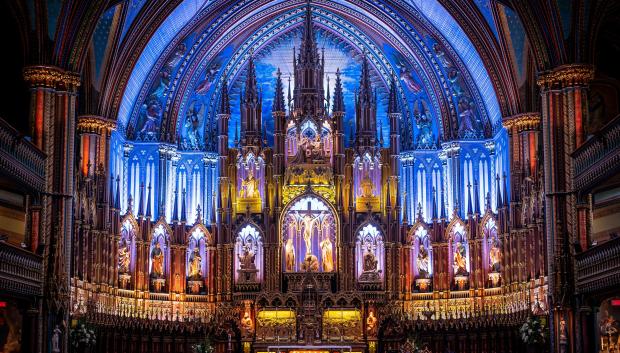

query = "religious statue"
[[300, 213, 317, 255], [363, 243, 379, 273], [417, 243, 430, 278], [310, 134, 325, 161], [285, 238, 295, 272], [238, 244, 256, 270], [559, 316, 568, 352], [320, 235, 334, 272], [453, 241, 468, 276], [366, 311, 378, 335], [414, 100, 433, 147], [457, 97, 479, 137], [51, 325, 61, 353], [240, 169, 260, 198], [150, 242, 164, 278], [118, 239, 131, 274], [359, 171, 375, 197], [600, 312, 618, 348], [241, 309, 253, 331], [187, 247, 202, 280], [489, 238, 502, 272]]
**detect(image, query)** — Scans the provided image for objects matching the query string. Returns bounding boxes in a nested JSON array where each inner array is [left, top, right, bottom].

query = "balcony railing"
[[0, 240, 43, 297], [572, 115, 620, 191], [0, 117, 46, 191], [575, 237, 620, 294]]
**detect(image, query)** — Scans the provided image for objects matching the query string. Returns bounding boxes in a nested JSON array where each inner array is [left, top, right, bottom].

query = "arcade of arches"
[[0, 1, 619, 353]]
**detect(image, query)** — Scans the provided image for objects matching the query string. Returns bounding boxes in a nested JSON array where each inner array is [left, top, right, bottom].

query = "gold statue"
[[118, 239, 131, 273], [320, 235, 334, 272], [240, 169, 259, 198], [489, 238, 502, 272], [238, 244, 256, 270], [150, 242, 164, 278], [285, 238, 295, 272], [366, 311, 377, 334], [359, 171, 375, 197], [187, 247, 202, 280], [453, 241, 468, 276]]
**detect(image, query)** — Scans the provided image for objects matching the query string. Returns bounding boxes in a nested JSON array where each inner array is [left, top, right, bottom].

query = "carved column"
[[537, 64, 594, 353]]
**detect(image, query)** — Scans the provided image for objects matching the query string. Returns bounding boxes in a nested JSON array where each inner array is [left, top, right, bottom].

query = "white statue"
[[52, 325, 61, 353]]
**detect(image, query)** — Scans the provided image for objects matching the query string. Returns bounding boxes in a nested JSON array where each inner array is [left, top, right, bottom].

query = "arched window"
[[282, 195, 336, 273], [356, 224, 384, 283], [235, 224, 263, 284], [186, 227, 208, 293]]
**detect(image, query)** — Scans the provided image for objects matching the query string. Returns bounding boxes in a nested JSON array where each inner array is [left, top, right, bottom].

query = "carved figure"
[[285, 238, 295, 272], [118, 239, 131, 273], [150, 242, 164, 278], [188, 247, 202, 280], [453, 241, 468, 276], [489, 238, 502, 272], [320, 236, 334, 272], [417, 243, 430, 278], [363, 243, 378, 273], [359, 171, 375, 197], [240, 169, 260, 198]]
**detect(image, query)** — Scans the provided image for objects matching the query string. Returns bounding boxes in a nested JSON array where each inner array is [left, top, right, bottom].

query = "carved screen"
[[356, 224, 384, 282], [235, 224, 263, 283], [282, 196, 336, 273]]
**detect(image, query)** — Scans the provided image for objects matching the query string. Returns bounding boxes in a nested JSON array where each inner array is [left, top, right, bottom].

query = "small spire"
[[218, 79, 231, 115], [244, 55, 258, 104], [416, 202, 423, 222], [287, 75, 292, 111], [432, 187, 438, 220], [485, 192, 491, 212], [502, 172, 509, 207], [440, 185, 447, 220], [115, 175, 121, 210], [467, 183, 473, 216], [325, 75, 331, 114], [109, 174, 115, 208], [348, 178, 354, 209], [273, 68, 285, 112], [495, 174, 503, 209], [173, 188, 179, 222], [403, 191, 409, 223], [181, 188, 187, 223], [145, 183, 152, 218], [332, 68, 345, 113], [127, 194, 133, 214], [386, 181, 392, 209], [137, 182, 145, 216], [195, 204, 202, 225], [227, 182, 233, 209]]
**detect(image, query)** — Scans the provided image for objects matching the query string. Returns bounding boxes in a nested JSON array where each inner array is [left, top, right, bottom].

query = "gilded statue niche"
[[185, 224, 211, 294], [281, 194, 337, 274], [408, 223, 433, 292], [356, 223, 385, 286], [149, 221, 172, 293], [118, 216, 138, 289], [234, 223, 263, 288], [446, 216, 470, 291]]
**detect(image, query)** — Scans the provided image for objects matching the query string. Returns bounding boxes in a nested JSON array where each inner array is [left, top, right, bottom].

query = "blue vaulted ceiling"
[[116, 0, 504, 150]]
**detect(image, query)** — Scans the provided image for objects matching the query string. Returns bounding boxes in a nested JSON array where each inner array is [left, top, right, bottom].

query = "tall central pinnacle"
[[293, 0, 325, 117]]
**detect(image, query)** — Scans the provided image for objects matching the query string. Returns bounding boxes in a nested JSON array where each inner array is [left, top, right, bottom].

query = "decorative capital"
[[502, 112, 541, 132], [77, 115, 116, 135], [536, 64, 594, 89], [23, 65, 64, 88]]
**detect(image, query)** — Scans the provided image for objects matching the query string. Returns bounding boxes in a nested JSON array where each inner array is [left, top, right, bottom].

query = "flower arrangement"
[[192, 336, 215, 353], [70, 323, 97, 350], [520, 316, 547, 345]]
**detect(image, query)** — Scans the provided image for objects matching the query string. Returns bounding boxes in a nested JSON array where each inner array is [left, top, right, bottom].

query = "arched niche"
[[356, 223, 384, 284], [447, 217, 469, 290], [237, 151, 265, 200], [286, 118, 332, 165], [408, 223, 432, 292], [186, 225, 209, 294], [353, 152, 382, 199], [281, 194, 337, 273], [481, 215, 501, 287], [234, 223, 263, 284], [149, 222, 171, 292], [118, 216, 138, 289]]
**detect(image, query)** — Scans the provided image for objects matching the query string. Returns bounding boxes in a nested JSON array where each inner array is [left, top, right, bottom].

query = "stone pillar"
[[23, 65, 80, 353], [537, 64, 594, 353]]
